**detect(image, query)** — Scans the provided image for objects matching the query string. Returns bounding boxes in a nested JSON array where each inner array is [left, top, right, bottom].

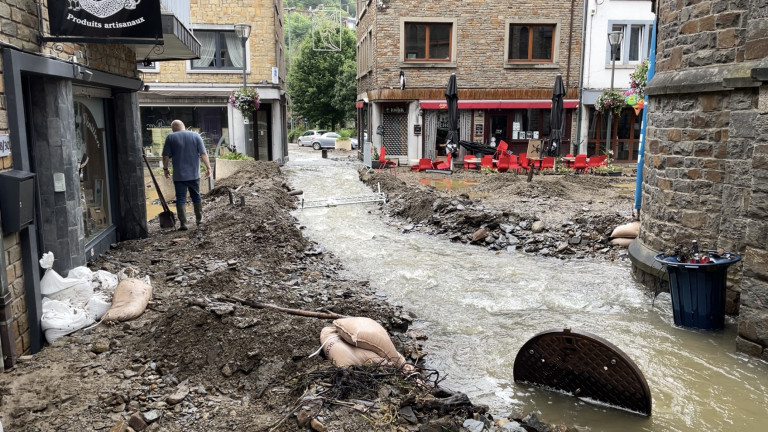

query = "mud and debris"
[[0, 156, 634, 431]]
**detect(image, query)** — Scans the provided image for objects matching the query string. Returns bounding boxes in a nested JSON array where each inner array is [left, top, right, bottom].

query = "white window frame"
[[187, 24, 251, 74], [606, 21, 654, 66], [399, 17, 458, 67], [138, 61, 160, 73]]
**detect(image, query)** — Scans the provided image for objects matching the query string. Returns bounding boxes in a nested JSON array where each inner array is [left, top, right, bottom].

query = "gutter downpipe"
[[574, 0, 590, 155], [633, 18, 658, 217]]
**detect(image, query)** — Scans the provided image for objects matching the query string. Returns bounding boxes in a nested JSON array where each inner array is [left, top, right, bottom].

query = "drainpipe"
[[574, 0, 590, 155], [633, 18, 658, 217]]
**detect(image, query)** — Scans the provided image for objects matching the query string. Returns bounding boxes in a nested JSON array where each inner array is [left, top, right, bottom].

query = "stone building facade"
[[355, 0, 584, 166], [0, 1, 197, 370], [139, 0, 289, 164], [630, 0, 768, 359]]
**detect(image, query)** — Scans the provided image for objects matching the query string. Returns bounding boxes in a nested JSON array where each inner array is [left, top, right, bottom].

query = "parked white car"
[[297, 129, 327, 146]]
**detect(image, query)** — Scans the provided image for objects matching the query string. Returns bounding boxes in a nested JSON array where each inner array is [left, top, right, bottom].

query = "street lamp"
[[605, 30, 624, 156], [234, 23, 252, 155]]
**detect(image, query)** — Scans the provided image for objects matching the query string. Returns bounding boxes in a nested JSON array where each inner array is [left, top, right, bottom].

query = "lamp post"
[[234, 23, 252, 155], [605, 30, 624, 156]]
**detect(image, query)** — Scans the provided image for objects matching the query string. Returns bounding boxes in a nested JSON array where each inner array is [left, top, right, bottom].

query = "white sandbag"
[[102, 278, 152, 322], [611, 237, 633, 247], [44, 279, 93, 308], [333, 317, 406, 366], [39, 252, 91, 297], [67, 266, 93, 281], [93, 270, 119, 292], [40, 298, 96, 344], [610, 221, 640, 239], [320, 327, 387, 367], [85, 292, 112, 321]]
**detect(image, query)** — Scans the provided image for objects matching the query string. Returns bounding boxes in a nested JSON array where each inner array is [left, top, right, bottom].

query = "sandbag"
[[320, 326, 387, 367], [333, 317, 406, 366], [40, 298, 96, 344], [610, 221, 640, 239], [39, 252, 92, 300], [102, 278, 152, 322], [611, 237, 633, 247], [85, 292, 112, 321]]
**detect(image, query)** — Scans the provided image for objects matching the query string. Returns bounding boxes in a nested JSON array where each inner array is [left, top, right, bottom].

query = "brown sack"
[[611, 237, 633, 247], [611, 221, 640, 239], [333, 317, 405, 366], [320, 327, 387, 367], [102, 278, 152, 322]]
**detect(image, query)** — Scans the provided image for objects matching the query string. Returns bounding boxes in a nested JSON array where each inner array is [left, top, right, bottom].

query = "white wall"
[[583, 0, 655, 91]]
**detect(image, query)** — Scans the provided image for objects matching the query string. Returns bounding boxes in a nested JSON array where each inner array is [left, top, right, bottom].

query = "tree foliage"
[[288, 25, 356, 130]]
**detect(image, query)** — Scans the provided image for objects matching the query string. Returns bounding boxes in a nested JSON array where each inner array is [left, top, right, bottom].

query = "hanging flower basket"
[[229, 87, 260, 117], [595, 89, 626, 116]]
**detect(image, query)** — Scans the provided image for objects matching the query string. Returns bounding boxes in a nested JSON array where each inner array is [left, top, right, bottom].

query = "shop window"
[[403, 21, 453, 62], [75, 98, 111, 242], [508, 24, 555, 62], [140, 106, 229, 157], [191, 30, 244, 70]]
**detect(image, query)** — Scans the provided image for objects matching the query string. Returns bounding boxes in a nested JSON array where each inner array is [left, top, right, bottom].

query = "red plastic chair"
[[493, 140, 509, 159], [435, 153, 452, 170], [497, 154, 510, 173], [518, 153, 530, 171], [541, 157, 555, 170], [588, 155, 604, 172], [417, 158, 433, 171], [564, 154, 574, 168], [508, 154, 522, 173], [573, 154, 588, 173], [463, 155, 479, 170], [378, 146, 397, 176], [481, 155, 494, 169]]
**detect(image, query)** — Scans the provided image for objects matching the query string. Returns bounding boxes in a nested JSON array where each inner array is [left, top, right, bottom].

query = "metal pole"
[[605, 48, 617, 156], [242, 37, 252, 157]]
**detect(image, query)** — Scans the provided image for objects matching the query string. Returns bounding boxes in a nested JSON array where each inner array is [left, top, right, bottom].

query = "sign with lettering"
[[414, 124, 422, 135], [0, 134, 9, 157], [48, 0, 162, 41], [384, 106, 407, 114]]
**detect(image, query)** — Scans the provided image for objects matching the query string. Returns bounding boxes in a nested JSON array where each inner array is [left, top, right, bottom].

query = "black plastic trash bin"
[[654, 252, 741, 330]]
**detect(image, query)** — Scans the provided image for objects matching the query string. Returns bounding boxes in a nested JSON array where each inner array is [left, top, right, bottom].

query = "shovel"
[[143, 155, 176, 229]]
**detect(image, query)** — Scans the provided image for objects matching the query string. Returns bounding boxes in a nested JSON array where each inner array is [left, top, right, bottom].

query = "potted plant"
[[229, 87, 260, 118], [336, 129, 352, 151], [595, 89, 626, 116]]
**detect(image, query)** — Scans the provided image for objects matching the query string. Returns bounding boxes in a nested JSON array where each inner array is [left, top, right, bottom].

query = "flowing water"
[[284, 149, 768, 431]]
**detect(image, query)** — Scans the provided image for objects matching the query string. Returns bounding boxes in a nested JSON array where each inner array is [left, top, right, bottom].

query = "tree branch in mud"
[[214, 295, 349, 319]]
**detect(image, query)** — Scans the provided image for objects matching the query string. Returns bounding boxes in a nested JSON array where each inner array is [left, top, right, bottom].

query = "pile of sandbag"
[[317, 317, 408, 368], [610, 221, 640, 247], [39, 252, 152, 344]]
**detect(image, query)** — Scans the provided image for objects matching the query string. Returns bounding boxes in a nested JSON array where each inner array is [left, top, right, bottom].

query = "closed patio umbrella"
[[548, 74, 566, 157], [445, 73, 459, 170]]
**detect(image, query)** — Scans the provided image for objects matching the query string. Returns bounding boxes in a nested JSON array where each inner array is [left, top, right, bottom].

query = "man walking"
[[162, 120, 212, 230]]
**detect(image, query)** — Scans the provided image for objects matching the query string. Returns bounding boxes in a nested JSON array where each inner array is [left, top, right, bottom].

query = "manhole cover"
[[513, 328, 652, 416]]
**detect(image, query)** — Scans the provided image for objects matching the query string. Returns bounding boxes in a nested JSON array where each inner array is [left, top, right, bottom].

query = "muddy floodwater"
[[285, 147, 768, 432]]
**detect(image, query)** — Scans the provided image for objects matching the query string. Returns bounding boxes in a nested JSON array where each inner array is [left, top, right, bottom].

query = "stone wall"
[[635, 0, 768, 359]]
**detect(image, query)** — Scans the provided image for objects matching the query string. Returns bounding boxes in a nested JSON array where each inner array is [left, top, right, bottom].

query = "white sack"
[[85, 292, 112, 321], [93, 270, 119, 292], [41, 298, 96, 344]]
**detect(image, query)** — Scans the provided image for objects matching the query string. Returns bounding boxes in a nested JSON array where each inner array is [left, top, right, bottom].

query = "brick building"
[[139, 0, 289, 163], [0, 1, 198, 370], [630, 0, 768, 359], [355, 0, 584, 166]]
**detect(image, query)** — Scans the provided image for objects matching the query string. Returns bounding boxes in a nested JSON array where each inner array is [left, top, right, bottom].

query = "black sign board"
[[413, 124, 422, 135], [47, 0, 163, 42]]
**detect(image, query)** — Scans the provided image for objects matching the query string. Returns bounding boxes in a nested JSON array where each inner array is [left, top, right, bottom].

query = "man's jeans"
[[174, 179, 201, 205]]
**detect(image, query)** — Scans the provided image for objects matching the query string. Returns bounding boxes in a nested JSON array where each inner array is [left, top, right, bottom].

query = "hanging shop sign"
[[47, 0, 163, 42]]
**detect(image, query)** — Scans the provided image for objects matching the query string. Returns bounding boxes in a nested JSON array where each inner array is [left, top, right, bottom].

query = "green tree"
[[288, 25, 356, 131]]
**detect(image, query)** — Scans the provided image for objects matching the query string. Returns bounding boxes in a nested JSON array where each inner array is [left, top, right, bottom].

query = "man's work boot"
[[193, 202, 203, 226], [176, 203, 188, 231]]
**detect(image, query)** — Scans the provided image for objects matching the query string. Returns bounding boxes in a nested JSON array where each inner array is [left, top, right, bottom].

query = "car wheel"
[[312, 142, 321, 150]]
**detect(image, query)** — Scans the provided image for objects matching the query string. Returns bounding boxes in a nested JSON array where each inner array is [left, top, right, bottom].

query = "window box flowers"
[[229, 87, 260, 117]]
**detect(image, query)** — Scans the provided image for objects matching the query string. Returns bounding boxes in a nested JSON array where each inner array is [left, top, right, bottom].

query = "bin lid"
[[654, 252, 741, 269]]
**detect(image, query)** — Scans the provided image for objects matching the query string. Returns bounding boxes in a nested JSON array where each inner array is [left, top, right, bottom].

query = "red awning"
[[355, 101, 365, 108], [419, 99, 579, 109]]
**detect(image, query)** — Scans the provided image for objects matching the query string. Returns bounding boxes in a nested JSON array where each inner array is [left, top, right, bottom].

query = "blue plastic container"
[[654, 252, 741, 330]]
